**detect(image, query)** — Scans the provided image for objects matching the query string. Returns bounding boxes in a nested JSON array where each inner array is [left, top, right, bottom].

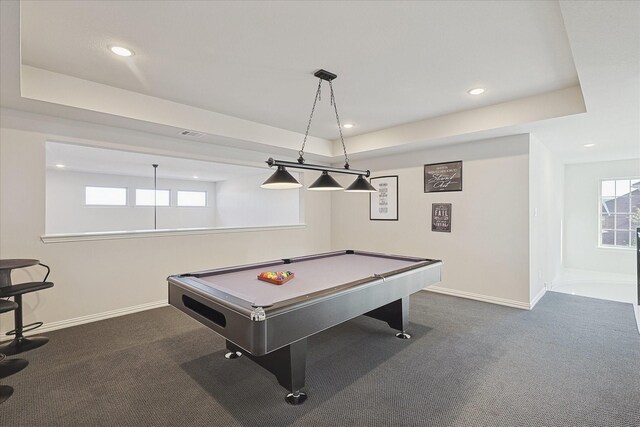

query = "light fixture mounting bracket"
[[314, 69, 337, 81]]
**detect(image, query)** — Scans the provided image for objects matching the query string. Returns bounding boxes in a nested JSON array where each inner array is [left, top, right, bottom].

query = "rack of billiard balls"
[[257, 271, 295, 285]]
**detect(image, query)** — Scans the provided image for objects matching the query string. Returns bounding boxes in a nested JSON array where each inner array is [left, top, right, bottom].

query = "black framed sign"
[[424, 161, 463, 192], [432, 203, 452, 232], [370, 176, 398, 221]]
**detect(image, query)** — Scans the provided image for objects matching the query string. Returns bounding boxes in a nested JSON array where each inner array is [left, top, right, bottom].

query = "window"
[[600, 178, 640, 248], [177, 190, 207, 207], [135, 189, 170, 206], [85, 186, 127, 206], [46, 141, 302, 236]]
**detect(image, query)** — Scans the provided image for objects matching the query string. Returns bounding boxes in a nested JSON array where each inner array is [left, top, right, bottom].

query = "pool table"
[[168, 250, 442, 404]]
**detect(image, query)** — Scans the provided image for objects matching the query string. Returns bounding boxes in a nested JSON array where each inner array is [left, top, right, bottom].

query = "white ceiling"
[[1, 1, 638, 164], [46, 141, 268, 182], [20, 0, 578, 139]]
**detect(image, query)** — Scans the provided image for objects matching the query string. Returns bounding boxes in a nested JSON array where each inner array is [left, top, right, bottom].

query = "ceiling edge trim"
[[19, 65, 333, 157], [334, 85, 586, 157]]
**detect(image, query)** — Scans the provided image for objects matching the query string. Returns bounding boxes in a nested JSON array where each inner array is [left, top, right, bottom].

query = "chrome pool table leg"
[[285, 390, 307, 405], [224, 351, 242, 359], [364, 296, 411, 338], [275, 339, 307, 405], [225, 338, 308, 405], [224, 340, 243, 359]]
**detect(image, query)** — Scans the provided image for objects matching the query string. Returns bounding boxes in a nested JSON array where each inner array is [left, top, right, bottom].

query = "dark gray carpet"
[[1, 291, 639, 427]]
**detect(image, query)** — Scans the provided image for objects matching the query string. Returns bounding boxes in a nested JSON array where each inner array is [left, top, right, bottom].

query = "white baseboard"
[[551, 269, 635, 289], [0, 299, 168, 341], [530, 287, 547, 309], [425, 286, 533, 310]]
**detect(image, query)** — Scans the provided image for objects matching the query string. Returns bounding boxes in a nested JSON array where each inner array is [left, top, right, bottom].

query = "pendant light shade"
[[345, 175, 377, 192], [308, 171, 343, 191], [261, 166, 302, 189]]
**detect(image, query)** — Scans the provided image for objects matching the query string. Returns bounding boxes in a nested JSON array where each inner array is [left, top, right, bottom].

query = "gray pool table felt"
[[192, 253, 423, 307]]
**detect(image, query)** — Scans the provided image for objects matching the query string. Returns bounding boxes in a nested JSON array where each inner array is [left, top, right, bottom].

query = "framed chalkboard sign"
[[370, 176, 398, 221], [424, 161, 462, 192], [432, 203, 452, 232]]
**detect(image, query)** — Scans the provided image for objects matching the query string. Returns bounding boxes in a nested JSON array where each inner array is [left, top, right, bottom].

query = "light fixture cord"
[[298, 79, 323, 163], [329, 80, 350, 169]]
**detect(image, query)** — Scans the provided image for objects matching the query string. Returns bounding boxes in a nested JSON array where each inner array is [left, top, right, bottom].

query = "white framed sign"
[[370, 176, 398, 221]]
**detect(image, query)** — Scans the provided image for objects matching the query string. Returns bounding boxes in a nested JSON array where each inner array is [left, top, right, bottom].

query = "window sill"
[[41, 224, 306, 244], [596, 245, 636, 252]]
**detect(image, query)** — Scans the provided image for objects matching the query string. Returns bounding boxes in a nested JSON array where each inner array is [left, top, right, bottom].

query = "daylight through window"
[[600, 178, 640, 248], [85, 186, 127, 206], [177, 191, 207, 207], [136, 189, 171, 206]]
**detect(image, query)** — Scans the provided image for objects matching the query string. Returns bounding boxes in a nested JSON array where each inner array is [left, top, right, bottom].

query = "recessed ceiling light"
[[467, 88, 485, 95], [343, 123, 355, 129], [55, 164, 65, 168], [193, 176, 199, 179], [109, 46, 134, 57], [583, 143, 595, 147]]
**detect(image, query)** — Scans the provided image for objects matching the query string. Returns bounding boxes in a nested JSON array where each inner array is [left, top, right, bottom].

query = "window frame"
[[598, 177, 640, 250], [84, 185, 128, 207]]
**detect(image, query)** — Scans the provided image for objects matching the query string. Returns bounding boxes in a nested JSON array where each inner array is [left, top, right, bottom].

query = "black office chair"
[[0, 299, 28, 404], [0, 264, 54, 356]]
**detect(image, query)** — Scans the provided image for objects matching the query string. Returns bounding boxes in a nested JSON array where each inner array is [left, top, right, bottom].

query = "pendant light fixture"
[[261, 69, 376, 193]]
